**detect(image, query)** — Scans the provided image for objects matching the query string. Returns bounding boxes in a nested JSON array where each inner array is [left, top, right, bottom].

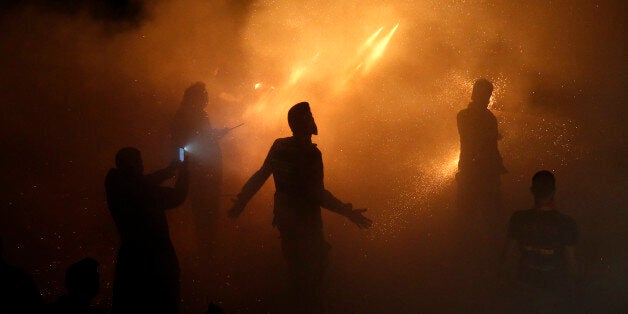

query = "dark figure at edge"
[[0, 237, 43, 314], [228, 102, 372, 313], [105, 147, 189, 314], [456, 78, 507, 221], [500, 170, 578, 314], [47, 257, 103, 314]]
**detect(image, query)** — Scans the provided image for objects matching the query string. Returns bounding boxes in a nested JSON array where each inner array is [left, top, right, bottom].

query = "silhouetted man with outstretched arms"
[[228, 102, 372, 312], [456, 78, 507, 219], [105, 147, 189, 314], [500, 170, 578, 314]]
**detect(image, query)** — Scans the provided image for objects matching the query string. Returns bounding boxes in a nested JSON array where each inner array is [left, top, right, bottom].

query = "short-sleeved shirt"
[[508, 208, 578, 287]]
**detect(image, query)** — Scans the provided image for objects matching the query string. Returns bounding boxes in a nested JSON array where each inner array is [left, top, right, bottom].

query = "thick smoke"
[[0, 0, 625, 312]]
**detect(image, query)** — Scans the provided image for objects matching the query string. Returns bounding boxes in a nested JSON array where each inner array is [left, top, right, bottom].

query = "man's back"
[[508, 208, 578, 287], [105, 169, 172, 245], [457, 106, 502, 175], [269, 137, 324, 200], [262, 137, 326, 230]]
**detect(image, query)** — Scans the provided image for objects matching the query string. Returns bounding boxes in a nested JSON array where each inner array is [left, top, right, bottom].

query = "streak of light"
[[359, 26, 384, 54], [363, 23, 399, 73], [244, 23, 400, 124], [289, 66, 306, 85]]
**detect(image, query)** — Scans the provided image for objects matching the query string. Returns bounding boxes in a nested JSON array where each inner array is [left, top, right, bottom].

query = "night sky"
[[1, 1, 626, 313]]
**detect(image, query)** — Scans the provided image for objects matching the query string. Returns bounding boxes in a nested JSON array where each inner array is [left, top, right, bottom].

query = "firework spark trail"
[[363, 23, 399, 74], [242, 23, 401, 128]]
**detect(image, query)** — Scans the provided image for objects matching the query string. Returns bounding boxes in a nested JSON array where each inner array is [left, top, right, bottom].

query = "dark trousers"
[[111, 244, 180, 314], [279, 225, 331, 313]]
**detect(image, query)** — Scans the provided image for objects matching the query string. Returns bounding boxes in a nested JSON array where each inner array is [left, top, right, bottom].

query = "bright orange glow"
[[289, 66, 306, 85], [359, 26, 384, 54], [363, 23, 399, 73], [242, 22, 402, 135], [440, 151, 460, 179]]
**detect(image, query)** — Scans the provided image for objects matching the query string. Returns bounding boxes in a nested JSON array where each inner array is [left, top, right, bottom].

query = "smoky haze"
[[0, 0, 625, 313]]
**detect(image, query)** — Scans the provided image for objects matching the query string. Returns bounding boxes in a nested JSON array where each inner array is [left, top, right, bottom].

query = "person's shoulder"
[[457, 108, 470, 118], [509, 208, 534, 222], [275, 137, 292, 144], [555, 210, 577, 226], [267, 137, 292, 153], [105, 169, 127, 190], [512, 208, 534, 217], [105, 168, 121, 182], [272, 137, 292, 148]]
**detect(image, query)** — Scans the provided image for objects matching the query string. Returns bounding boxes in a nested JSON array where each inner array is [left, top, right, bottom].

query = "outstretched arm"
[[228, 166, 272, 217], [228, 142, 276, 218], [321, 190, 372, 229], [145, 160, 179, 185]]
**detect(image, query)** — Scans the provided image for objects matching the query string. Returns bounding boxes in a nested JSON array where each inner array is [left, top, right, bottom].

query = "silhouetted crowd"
[[1, 80, 578, 314]]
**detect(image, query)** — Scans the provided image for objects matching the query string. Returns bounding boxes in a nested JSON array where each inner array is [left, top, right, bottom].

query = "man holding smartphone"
[[105, 147, 189, 314]]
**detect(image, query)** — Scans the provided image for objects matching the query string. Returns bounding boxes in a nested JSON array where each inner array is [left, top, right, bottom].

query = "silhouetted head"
[[182, 82, 208, 110], [288, 102, 318, 137], [471, 78, 494, 107], [65, 258, 99, 301], [531, 170, 556, 201], [115, 147, 143, 176], [206, 301, 224, 314]]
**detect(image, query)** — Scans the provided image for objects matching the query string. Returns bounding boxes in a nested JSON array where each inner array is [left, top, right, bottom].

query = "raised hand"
[[347, 208, 373, 229], [227, 198, 246, 219]]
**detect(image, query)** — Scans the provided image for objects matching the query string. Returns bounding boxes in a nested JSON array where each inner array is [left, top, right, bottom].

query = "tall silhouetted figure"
[[0, 237, 43, 314], [501, 170, 578, 314], [456, 78, 506, 220], [228, 102, 372, 313], [172, 82, 228, 266], [105, 147, 189, 314], [48, 258, 103, 314]]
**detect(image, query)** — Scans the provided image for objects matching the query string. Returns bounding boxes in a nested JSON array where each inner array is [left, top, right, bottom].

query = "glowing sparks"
[[359, 27, 384, 53], [243, 23, 401, 124], [289, 66, 306, 85], [421, 148, 460, 191], [401, 148, 460, 205], [439, 152, 460, 179], [363, 23, 399, 73]]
